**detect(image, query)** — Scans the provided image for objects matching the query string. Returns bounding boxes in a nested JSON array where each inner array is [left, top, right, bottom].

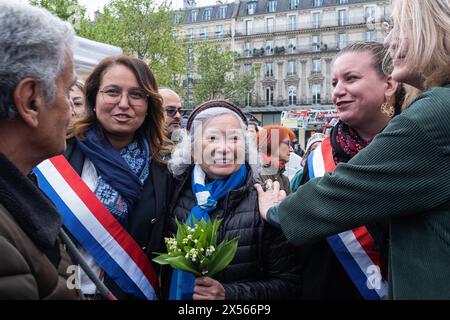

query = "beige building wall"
[[177, 0, 392, 110]]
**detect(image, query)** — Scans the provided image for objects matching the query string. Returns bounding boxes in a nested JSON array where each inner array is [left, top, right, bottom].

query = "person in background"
[[69, 80, 87, 121], [247, 121, 259, 141], [258, 125, 295, 195], [257, 0, 450, 299], [0, 1, 79, 299], [159, 88, 184, 141], [165, 100, 299, 300], [65, 55, 173, 299], [292, 143, 305, 158], [290, 133, 327, 193]]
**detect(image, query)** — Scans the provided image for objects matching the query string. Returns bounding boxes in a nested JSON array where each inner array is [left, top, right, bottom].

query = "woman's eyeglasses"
[[281, 140, 292, 148], [99, 87, 148, 107]]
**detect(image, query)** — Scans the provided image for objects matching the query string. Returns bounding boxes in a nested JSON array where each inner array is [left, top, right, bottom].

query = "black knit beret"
[[186, 99, 248, 131]]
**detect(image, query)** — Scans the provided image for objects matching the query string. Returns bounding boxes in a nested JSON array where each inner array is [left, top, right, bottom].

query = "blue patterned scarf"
[[169, 164, 247, 300], [77, 126, 150, 226]]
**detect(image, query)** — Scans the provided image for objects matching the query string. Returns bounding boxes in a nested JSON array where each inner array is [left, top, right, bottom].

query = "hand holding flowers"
[[153, 218, 239, 277]]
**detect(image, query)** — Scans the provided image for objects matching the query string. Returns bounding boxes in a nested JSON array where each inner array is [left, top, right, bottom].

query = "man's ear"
[[13, 78, 44, 128]]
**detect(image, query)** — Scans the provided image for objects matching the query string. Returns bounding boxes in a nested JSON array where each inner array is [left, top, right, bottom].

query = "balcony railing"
[[186, 32, 232, 41], [237, 39, 385, 58], [246, 98, 333, 108], [235, 17, 378, 37]]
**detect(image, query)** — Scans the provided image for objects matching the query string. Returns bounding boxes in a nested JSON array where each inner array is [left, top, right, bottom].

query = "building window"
[[313, 0, 323, 7], [218, 5, 228, 19], [288, 60, 296, 75], [268, 0, 277, 13], [245, 91, 252, 107], [191, 10, 198, 22], [200, 27, 208, 39], [290, 0, 299, 10], [266, 17, 274, 33], [339, 0, 348, 4], [244, 41, 252, 57], [312, 59, 321, 74], [245, 20, 253, 35], [247, 2, 256, 15], [216, 25, 224, 38], [174, 12, 181, 24], [266, 86, 274, 106], [312, 35, 321, 52], [266, 40, 274, 55], [338, 9, 347, 26], [203, 8, 212, 21], [338, 32, 347, 49], [312, 84, 321, 104], [265, 62, 273, 77], [365, 6, 376, 24], [187, 28, 194, 40], [187, 47, 194, 63], [244, 63, 252, 74], [312, 12, 320, 28], [288, 37, 296, 53], [366, 30, 376, 41], [289, 15, 297, 31], [288, 85, 297, 105]]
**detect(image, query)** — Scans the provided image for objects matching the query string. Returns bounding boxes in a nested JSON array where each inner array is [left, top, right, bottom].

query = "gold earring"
[[380, 97, 395, 118]]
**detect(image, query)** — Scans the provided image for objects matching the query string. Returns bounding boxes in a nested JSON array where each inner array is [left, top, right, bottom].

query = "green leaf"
[[210, 218, 222, 247], [152, 254, 172, 265], [206, 237, 239, 276], [166, 256, 201, 276]]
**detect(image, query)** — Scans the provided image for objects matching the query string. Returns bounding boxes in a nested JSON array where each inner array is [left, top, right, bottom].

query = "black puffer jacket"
[[167, 165, 300, 300]]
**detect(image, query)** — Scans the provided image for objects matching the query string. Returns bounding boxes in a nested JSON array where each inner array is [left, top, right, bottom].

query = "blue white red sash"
[[308, 137, 388, 300], [33, 155, 158, 300]]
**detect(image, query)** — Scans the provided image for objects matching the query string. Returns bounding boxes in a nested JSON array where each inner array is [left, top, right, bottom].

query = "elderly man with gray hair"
[[0, 1, 79, 299]]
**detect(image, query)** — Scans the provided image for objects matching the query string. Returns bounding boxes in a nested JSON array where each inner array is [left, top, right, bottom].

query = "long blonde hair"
[[390, 0, 450, 108]]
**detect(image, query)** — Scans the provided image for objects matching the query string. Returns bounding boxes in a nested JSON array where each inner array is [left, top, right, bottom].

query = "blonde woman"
[[257, 0, 450, 299]]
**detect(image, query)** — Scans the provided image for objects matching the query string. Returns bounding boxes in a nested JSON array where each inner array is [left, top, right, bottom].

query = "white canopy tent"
[[74, 36, 123, 80]]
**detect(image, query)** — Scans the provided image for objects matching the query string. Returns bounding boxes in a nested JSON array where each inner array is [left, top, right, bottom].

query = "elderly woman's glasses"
[[99, 87, 148, 107]]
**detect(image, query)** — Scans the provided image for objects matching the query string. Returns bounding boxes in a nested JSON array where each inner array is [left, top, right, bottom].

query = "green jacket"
[[278, 85, 450, 299]]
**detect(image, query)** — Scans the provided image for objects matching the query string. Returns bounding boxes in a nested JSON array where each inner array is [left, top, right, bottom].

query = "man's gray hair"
[[168, 107, 260, 177], [0, 1, 76, 120]]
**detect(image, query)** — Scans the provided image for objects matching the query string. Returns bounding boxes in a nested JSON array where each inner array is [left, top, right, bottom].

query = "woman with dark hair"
[[65, 55, 173, 299], [69, 80, 87, 122]]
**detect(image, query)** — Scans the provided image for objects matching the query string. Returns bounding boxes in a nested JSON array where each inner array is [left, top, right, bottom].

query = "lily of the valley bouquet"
[[153, 218, 238, 276]]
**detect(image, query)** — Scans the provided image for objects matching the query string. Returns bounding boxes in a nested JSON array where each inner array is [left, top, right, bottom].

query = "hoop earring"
[[380, 97, 395, 118]]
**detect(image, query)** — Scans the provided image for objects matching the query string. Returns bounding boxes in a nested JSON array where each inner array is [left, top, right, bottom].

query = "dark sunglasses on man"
[[165, 107, 186, 117]]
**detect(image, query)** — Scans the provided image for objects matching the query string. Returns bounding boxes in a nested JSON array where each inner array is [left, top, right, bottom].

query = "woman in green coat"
[[256, 0, 450, 299]]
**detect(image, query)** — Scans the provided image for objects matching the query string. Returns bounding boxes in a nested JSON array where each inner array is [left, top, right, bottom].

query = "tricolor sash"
[[308, 137, 388, 300], [33, 155, 158, 300], [169, 164, 247, 300]]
